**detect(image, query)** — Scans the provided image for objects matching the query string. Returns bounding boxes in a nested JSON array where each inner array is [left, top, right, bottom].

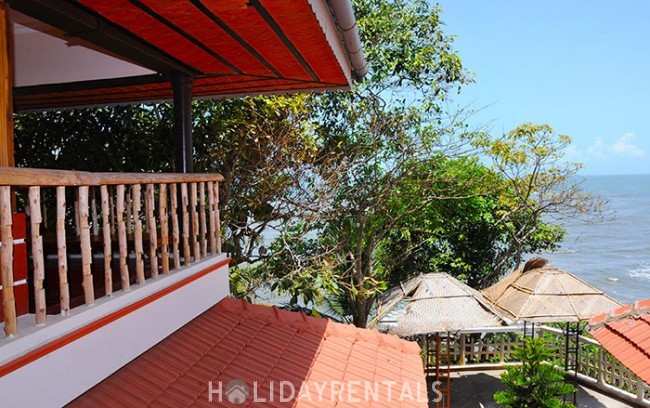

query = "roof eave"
[[311, 0, 367, 84]]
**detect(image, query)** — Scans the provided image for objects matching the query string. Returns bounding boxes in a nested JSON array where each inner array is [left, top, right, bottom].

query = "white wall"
[[0, 255, 229, 408]]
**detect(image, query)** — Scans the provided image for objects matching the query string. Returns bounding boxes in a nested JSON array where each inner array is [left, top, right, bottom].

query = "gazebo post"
[[444, 332, 451, 408], [523, 321, 536, 338], [564, 322, 571, 371], [563, 321, 581, 405]]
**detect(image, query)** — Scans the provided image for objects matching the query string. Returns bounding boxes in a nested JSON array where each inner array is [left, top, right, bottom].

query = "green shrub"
[[494, 337, 576, 408]]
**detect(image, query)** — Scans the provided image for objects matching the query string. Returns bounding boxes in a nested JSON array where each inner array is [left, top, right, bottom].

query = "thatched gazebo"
[[482, 258, 622, 404], [483, 258, 621, 323], [377, 273, 509, 335], [375, 273, 510, 408]]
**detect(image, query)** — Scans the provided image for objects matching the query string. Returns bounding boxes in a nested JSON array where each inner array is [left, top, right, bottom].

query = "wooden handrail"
[[0, 167, 224, 186], [0, 167, 224, 338]]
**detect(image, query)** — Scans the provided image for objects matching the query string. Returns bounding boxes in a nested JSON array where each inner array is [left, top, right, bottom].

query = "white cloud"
[[563, 145, 584, 161], [586, 137, 606, 158], [607, 133, 645, 157]]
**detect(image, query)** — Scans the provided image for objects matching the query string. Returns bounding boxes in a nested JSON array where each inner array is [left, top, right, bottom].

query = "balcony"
[[0, 167, 231, 406]]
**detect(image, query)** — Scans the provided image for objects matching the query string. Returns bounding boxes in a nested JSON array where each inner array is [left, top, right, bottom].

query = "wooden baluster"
[[190, 182, 200, 262], [142, 187, 146, 234], [0, 186, 16, 336], [215, 182, 222, 253], [459, 333, 466, 366], [78, 186, 94, 305], [199, 182, 207, 258], [181, 183, 191, 265], [126, 187, 133, 235], [109, 186, 116, 234], [100, 186, 112, 296], [116, 185, 130, 291], [133, 184, 144, 284], [29, 187, 46, 324], [145, 184, 158, 278], [207, 181, 216, 254], [74, 191, 80, 237], [56, 186, 70, 315], [170, 184, 180, 269], [41, 190, 48, 230], [159, 184, 169, 274], [91, 187, 98, 236]]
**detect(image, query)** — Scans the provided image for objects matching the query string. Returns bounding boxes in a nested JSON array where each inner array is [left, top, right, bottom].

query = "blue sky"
[[436, 1, 650, 175]]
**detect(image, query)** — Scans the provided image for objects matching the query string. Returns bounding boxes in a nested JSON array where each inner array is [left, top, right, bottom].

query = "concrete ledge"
[[0, 254, 230, 407]]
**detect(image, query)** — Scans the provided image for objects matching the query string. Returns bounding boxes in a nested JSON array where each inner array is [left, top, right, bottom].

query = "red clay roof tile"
[[69, 298, 427, 407], [637, 298, 650, 311], [589, 298, 650, 384]]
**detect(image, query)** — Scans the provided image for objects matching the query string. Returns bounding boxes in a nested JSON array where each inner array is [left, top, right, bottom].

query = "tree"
[[376, 124, 605, 289], [376, 157, 507, 288], [14, 105, 174, 172], [257, 0, 472, 327], [494, 337, 576, 408], [190, 96, 315, 264], [475, 123, 606, 285]]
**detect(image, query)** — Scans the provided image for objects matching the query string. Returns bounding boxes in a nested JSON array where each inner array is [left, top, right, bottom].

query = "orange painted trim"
[[0, 257, 231, 378]]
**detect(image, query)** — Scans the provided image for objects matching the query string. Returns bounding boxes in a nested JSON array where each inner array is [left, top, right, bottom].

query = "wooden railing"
[[0, 167, 223, 337]]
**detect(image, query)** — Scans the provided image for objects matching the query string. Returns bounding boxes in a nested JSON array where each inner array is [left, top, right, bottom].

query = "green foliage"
[[494, 337, 576, 408], [13, 1, 603, 328], [189, 96, 315, 265], [377, 157, 506, 287], [15, 105, 174, 172], [474, 123, 605, 284], [380, 124, 604, 290], [15, 96, 314, 267]]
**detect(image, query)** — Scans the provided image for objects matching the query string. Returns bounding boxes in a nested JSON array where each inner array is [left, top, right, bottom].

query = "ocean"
[[549, 174, 650, 304]]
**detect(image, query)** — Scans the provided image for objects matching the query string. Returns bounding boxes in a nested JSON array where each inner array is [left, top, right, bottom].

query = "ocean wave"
[[628, 264, 650, 280], [554, 248, 581, 255]]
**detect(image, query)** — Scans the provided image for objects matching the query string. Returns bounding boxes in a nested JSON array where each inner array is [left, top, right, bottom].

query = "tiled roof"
[[69, 298, 427, 407], [589, 298, 650, 384]]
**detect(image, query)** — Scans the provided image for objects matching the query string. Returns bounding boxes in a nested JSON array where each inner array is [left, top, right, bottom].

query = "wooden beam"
[[0, 2, 14, 167]]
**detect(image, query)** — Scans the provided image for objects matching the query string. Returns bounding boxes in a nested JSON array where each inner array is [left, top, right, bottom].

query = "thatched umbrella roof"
[[376, 273, 509, 336], [482, 258, 622, 323]]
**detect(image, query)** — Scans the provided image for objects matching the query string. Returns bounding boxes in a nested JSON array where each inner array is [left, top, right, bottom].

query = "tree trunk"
[[352, 298, 368, 327]]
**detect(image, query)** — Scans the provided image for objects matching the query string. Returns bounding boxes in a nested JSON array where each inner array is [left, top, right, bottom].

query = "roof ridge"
[[590, 298, 650, 329]]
